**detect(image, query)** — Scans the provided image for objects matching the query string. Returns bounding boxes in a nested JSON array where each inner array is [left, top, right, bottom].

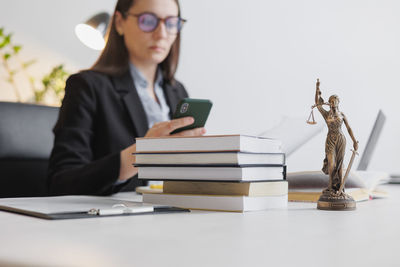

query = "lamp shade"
[[75, 12, 110, 50]]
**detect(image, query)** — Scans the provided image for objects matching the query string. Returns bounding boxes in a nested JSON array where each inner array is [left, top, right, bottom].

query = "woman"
[[47, 0, 205, 195], [315, 79, 358, 194]]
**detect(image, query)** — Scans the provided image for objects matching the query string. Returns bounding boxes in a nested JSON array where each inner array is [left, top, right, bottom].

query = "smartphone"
[[171, 98, 213, 134]]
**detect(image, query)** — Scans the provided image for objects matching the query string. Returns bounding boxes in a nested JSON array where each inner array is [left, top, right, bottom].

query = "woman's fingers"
[[167, 117, 194, 132], [145, 117, 195, 137], [172, 127, 206, 137]]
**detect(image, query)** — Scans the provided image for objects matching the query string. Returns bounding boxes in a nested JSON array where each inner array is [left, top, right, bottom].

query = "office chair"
[[0, 101, 58, 197]]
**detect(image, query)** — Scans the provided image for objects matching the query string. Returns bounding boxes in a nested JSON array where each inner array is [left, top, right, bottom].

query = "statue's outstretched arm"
[[315, 79, 323, 105], [315, 79, 327, 117], [343, 113, 359, 151]]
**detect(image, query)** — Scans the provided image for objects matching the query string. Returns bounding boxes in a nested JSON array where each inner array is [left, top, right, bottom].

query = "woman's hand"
[[145, 117, 206, 137], [118, 117, 206, 181]]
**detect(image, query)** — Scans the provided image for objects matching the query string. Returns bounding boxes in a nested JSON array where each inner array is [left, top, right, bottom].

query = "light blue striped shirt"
[[129, 63, 170, 128], [116, 64, 171, 186], [126, 63, 169, 186]]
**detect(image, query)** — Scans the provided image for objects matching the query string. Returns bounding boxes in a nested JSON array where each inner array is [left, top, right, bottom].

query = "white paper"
[[259, 116, 323, 156]]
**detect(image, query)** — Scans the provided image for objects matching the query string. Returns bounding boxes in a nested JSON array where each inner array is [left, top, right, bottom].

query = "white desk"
[[1, 185, 399, 267]]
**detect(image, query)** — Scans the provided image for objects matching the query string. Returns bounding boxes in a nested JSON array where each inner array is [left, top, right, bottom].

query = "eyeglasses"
[[126, 12, 186, 34]]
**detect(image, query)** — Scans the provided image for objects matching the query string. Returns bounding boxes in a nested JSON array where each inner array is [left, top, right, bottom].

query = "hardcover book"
[[143, 193, 288, 212], [135, 134, 282, 153], [138, 166, 286, 182], [163, 180, 288, 197], [134, 152, 285, 166]]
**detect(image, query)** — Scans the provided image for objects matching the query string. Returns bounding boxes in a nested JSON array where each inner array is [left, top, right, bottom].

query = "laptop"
[[357, 110, 386, 171]]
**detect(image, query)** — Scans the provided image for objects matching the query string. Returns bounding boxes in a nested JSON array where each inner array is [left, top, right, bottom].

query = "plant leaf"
[[3, 53, 11, 60], [22, 59, 36, 69], [13, 45, 21, 54], [4, 34, 11, 44], [40, 64, 69, 103], [34, 90, 46, 102], [0, 33, 11, 48]]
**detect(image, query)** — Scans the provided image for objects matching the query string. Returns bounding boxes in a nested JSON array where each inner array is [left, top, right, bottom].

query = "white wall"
[[1, 0, 399, 173]]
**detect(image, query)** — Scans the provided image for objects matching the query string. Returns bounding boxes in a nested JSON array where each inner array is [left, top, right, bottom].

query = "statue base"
[[317, 189, 356, 211]]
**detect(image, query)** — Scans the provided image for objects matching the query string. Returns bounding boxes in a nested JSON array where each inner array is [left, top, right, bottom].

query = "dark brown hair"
[[91, 0, 182, 84]]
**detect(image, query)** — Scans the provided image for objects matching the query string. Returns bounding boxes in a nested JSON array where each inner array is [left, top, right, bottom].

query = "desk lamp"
[[75, 12, 110, 50]]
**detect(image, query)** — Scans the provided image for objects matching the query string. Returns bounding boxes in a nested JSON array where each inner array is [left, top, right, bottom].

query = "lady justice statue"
[[308, 79, 359, 210]]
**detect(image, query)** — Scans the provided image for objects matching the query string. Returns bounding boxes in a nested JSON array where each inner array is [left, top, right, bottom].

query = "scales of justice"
[[307, 79, 359, 210]]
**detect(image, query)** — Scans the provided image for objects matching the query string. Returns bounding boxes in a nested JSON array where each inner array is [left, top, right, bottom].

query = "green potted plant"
[[0, 27, 69, 106]]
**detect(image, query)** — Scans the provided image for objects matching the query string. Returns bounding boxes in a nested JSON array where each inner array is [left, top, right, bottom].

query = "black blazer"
[[47, 70, 188, 195]]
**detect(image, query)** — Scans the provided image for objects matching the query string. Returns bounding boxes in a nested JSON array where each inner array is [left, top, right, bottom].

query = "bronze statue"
[[308, 79, 359, 210]]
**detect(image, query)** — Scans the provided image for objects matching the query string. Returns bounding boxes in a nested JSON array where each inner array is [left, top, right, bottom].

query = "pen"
[[98, 207, 127, 216], [87, 207, 134, 216], [87, 205, 154, 216]]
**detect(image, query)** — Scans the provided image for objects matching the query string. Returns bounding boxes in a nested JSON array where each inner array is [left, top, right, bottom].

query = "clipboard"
[[0, 195, 189, 220]]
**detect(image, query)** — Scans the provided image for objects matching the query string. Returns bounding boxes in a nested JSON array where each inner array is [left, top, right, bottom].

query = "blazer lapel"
[[163, 82, 180, 118], [112, 71, 149, 137]]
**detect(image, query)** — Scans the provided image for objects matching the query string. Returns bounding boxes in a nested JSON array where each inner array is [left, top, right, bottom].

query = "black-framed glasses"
[[126, 12, 186, 34]]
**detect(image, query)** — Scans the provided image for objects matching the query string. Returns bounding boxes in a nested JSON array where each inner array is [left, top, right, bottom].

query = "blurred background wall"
[[1, 0, 399, 173]]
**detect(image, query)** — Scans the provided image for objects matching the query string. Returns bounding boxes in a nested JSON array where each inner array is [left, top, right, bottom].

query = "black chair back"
[[0, 101, 58, 197]]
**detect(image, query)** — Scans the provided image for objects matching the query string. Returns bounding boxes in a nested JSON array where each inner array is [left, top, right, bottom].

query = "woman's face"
[[116, 0, 179, 67]]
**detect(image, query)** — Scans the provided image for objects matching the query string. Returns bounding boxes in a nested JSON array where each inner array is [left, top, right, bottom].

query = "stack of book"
[[135, 135, 288, 212]]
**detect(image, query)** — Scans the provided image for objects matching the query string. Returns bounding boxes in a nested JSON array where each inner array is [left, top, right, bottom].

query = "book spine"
[[283, 165, 287, 180], [134, 164, 285, 167]]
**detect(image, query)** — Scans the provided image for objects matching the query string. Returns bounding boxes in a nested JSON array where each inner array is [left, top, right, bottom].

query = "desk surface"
[[1, 185, 399, 267]]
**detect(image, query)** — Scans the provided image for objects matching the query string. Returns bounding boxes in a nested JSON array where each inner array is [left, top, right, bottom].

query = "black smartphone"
[[171, 98, 213, 134]]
